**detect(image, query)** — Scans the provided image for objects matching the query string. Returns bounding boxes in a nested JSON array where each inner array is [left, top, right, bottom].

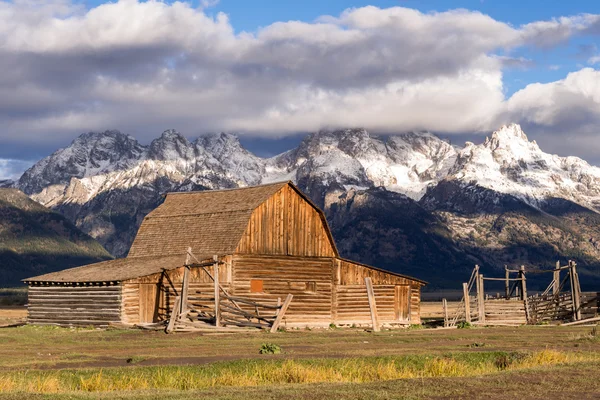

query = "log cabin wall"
[[27, 284, 122, 327], [231, 254, 334, 326], [236, 185, 336, 258], [333, 259, 422, 325], [122, 256, 234, 324]]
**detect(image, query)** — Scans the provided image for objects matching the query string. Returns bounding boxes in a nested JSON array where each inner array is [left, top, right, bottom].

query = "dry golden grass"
[[0, 349, 597, 394]]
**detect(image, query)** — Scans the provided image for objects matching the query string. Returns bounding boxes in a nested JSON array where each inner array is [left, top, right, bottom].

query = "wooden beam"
[[213, 255, 220, 328], [166, 296, 181, 334], [180, 248, 192, 315], [365, 277, 380, 332], [477, 274, 485, 323], [520, 265, 530, 323], [505, 267, 510, 299], [463, 282, 471, 323], [571, 261, 582, 321], [442, 298, 449, 328], [553, 261, 560, 295], [270, 293, 293, 333], [562, 316, 600, 326]]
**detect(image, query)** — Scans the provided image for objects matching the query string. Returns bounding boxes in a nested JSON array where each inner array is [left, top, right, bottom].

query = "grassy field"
[[0, 312, 599, 399]]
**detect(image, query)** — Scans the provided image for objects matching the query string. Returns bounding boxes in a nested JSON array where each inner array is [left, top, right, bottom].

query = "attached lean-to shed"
[[24, 181, 426, 329]]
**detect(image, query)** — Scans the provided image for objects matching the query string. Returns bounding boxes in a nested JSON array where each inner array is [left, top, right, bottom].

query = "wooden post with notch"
[[463, 282, 471, 323], [213, 255, 220, 327], [365, 277, 380, 332], [442, 298, 449, 328], [270, 294, 293, 333]]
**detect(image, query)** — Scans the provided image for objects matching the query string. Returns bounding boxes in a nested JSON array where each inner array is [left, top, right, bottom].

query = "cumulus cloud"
[[0, 0, 599, 161]]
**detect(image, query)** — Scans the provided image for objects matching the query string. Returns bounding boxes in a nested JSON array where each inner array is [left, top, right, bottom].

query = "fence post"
[[520, 265, 530, 323], [570, 261, 582, 321], [477, 274, 485, 323], [553, 261, 560, 295], [463, 282, 471, 323], [505, 266, 510, 299], [442, 298, 449, 328]]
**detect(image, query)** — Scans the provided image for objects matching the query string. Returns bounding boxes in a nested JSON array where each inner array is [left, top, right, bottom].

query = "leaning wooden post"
[[365, 277, 380, 332], [568, 261, 576, 321], [505, 266, 510, 299], [270, 294, 293, 333], [442, 298, 449, 328], [520, 265, 530, 323], [180, 247, 192, 315], [477, 274, 485, 323], [213, 255, 220, 327], [462, 282, 471, 323], [166, 296, 181, 334], [571, 261, 582, 321]]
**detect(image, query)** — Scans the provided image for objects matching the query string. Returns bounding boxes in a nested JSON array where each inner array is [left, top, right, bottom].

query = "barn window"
[[250, 279, 264, 293], [306, 281, 317, 293]]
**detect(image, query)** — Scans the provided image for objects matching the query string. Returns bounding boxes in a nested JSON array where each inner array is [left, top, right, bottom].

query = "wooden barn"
[[24, 182, 426, 330]]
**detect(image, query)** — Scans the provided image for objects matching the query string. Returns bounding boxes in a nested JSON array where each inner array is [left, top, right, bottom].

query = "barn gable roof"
[[127, 181, 292, 258]]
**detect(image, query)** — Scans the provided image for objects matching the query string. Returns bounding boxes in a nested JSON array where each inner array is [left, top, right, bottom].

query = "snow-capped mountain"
[[448, 124, 600, 213], [13, 124, 600, 288]]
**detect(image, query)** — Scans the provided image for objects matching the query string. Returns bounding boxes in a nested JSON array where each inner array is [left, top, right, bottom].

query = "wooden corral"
[[445, 262, 599, 327], [24, 182, 425, 330]]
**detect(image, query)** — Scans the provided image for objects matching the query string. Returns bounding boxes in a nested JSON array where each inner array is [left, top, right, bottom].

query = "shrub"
[[457, 321, 472, 329], [259, 343, 281, 355]]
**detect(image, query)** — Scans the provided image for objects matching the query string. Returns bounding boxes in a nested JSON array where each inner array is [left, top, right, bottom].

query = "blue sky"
[[1, 0, 599, 178]]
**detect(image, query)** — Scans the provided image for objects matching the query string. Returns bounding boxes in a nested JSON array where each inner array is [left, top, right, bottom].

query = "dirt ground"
[[0, 306, 26, 327], [0, 318, 598, 370], [0, 305, 599, 399]]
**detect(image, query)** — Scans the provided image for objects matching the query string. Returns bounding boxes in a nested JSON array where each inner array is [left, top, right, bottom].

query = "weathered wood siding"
[[333, 259, 422, 324], [236, 185, 336, 258], [231, 255, 333, 326], [122, 257, 234, 323], [27, 284, 121, 327]]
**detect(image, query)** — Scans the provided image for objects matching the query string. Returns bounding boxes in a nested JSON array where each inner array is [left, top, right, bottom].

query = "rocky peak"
[[483, 124, 541, 159], [197, 132, 246, 160], [148, 129, 192, 161]]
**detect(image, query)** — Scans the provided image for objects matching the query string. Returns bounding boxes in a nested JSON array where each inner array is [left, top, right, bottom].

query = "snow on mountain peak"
[[451, 124, 600, 212]]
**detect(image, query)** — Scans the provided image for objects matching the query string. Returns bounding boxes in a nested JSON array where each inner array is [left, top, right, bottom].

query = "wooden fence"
[[445, 261, 599, 327]]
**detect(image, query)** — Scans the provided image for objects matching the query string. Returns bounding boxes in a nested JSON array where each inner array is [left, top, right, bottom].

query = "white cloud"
[[0, 0, 599, 160]]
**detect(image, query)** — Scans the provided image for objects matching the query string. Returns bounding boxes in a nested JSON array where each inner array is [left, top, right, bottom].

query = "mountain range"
[[10, 124, 600, 289], [0, 188, 112, 286]]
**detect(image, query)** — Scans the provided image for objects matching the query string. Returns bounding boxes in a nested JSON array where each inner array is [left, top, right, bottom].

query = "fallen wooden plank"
[[561, 317, 600, 326]]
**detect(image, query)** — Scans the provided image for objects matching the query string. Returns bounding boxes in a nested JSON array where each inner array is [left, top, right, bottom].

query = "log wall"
[[334, 259, 422, 324], [231, 255, 334, 326], [236, 185, 336, 258], [27, 284, 121, 327]]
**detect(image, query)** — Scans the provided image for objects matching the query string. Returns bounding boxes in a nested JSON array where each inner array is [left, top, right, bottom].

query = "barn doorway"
[[395, 285, 411, 322], [139, 283, 160, 323]]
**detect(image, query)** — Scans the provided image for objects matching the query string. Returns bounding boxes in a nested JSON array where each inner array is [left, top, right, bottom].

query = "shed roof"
[[23, 254, 194, 283]]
